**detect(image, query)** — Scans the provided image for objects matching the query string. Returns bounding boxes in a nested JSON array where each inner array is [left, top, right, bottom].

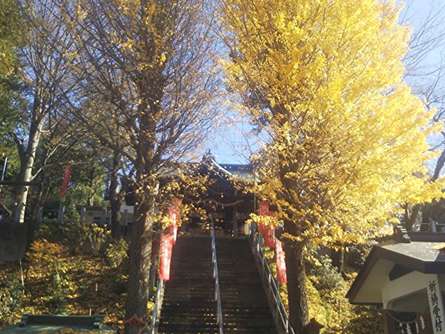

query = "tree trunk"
[[331, 246, 345, 273], [125, 103, 159, 334], [405, 204, 420, 231], [14, 121, 43, 224], [284, 241, 309, 334], [109, 152, 121, 239], [125, 184, 157, 334]]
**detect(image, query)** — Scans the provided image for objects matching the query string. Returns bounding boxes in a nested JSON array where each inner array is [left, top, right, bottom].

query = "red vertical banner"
[[276, 239, 287, 285], [168, 198, 182, 244], [264, 226, 276, 248], [159, 227, 174, 281], [159, 198, 182, 281], [59, 164, 72, 198], [258, 200, 270, 216], [258, 200, 275, 248]]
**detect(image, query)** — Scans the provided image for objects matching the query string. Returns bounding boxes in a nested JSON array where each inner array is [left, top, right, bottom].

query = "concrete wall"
[[0, 223, 27, 264]]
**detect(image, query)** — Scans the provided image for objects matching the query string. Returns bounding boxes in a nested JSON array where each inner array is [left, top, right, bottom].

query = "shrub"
[[105, 239, 128, 269], [62, 220, 111, 256], [309, 254, 343, 291], [0, 274, 24, 326]]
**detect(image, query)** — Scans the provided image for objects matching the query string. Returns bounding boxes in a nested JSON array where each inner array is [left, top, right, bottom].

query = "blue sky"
[[204, 0, 445, 164]]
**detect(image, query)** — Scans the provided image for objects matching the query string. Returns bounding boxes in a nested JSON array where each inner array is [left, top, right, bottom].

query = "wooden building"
[[347, 228, 445, 334]]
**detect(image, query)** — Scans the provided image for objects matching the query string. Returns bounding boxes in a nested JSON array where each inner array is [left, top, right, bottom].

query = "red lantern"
[[276, 239, 287, 285]]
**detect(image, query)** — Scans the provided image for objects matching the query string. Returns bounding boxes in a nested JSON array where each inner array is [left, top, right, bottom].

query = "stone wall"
[[0, 223, 27, 264]]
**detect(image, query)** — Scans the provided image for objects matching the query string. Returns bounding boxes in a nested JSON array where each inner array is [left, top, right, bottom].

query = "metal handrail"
[[150, 269, 165, 334], [249, 223, 296, 334], [210, 221, 224, 334]]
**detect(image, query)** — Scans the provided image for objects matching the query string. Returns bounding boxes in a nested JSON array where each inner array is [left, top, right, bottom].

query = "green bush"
[[105, 239, 128, 269], [309, 254, 343, 291], [0, 274, 24, 326], [59, 220, 111, 256]]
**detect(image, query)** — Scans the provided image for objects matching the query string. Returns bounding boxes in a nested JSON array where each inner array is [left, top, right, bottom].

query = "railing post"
[[150, 255, 165, 334], [249, 222, 296, 334], [210, 220, 224, 334]]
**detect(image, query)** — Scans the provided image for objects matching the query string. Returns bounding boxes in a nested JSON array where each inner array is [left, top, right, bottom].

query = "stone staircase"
[[217, 238, 277, 334], [158, 236, 218, 333], [157, 236, 277, 334]]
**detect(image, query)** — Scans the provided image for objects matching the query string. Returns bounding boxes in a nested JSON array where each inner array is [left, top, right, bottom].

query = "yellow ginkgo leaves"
[[221, 0, 445, 247]]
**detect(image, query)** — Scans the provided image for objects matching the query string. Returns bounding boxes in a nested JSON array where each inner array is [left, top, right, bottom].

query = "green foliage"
[[66, 182, 106, 208], [105, 239, 128, 269], [0, 0, 21, 74], [70, 223, 111, 256], [1, 234, 127, 329], [0, 274, 24, 326], [257, 242, 384, 333], [37, 218, 111, 257], [306, 253, 384, 334], [309, 255, 343, 291]]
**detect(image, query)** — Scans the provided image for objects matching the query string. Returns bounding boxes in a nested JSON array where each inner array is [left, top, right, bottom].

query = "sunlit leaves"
[[221, 0, 445, 247]]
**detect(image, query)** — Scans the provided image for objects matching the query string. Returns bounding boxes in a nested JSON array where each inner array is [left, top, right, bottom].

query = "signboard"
[[427, 276, 445, 334]]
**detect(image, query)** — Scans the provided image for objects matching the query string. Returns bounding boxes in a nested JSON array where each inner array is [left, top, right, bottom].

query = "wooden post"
[[57, 204, 64, 224], [383, 310, 398, 334], [426, 275, 445, 334], [80, 207, 86, 223], [37, 207, 43, 225]]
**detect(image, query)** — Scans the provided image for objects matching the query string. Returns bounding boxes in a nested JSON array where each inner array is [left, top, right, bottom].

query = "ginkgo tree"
[[221, 0, 445, 332], [61, 0, 218, 333]]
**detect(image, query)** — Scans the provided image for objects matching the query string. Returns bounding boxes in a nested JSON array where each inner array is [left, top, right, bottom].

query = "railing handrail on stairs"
[[150, 257, 165, 334], [249, 223, 296, 334], [210, 220, 224, 334]]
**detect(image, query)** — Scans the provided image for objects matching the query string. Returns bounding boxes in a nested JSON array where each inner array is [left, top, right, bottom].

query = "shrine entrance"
[[182, 155, 255, 237]]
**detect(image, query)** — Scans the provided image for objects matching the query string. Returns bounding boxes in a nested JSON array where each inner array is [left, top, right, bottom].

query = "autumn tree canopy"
[[61, 1, 219, 332], [221, 0, 445, 332]]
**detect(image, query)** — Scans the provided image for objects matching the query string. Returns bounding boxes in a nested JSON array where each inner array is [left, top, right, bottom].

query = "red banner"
[[168, 198, 182, 244], [276, 239, 287, 285], [59, 164, 72, 198], [159, 226, 174, 281], [258, 200, 275, 248], [258, 200, 270, 216], [159, 198, 182, 281], [264, 226, 276, 248]]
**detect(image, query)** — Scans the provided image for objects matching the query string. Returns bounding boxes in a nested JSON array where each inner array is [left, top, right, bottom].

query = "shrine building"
[[347, 228, 445, 334]]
